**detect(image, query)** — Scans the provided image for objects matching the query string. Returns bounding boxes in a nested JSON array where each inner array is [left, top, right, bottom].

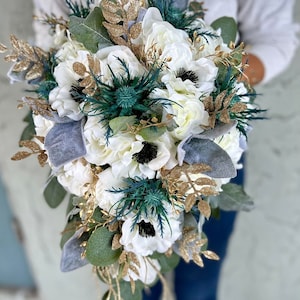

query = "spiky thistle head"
[[110, 177, 172, 236]]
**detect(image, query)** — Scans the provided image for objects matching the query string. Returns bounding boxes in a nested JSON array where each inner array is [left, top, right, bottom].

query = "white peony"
[[96, 45, 146, 85], [49, 50, 95, 120], [95, 168, 125, 215], [56, 159, 93, 197], [155, 88, 209, 141]]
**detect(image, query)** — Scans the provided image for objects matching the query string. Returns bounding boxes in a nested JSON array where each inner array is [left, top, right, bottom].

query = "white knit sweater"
[[32, 0, 299, 84]]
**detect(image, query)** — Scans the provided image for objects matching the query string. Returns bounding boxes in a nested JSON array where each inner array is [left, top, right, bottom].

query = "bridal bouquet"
[[1, 0, 263, 299]]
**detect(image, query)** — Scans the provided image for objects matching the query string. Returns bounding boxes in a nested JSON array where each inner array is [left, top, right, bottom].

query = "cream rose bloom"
[[56, 159, 93, 197]]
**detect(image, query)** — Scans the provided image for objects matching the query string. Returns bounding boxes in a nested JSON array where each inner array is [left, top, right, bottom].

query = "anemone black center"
[[138, 220, 156, 238], [176, 68, 199, 83], [70, 81, 85, 103], [132, 141, 158, 164]]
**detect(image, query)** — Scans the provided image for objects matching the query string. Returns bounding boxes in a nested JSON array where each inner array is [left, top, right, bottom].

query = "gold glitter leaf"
[[102, 9, 123, 24], [119, 251, 127, 264], [34, 136, 45, 144], [10, 35, 20, 50], [203, 96, 214, 111], [192, 253, 204, 267], [0, 43, 7, 53], [223, 93, 234, 108], [201, 250, 220, 261], [129, 22, 142, 39], [195, 178, 217, 187], [128, 252, 140, 268], [129, 264, 139, 276], [12, 60, 31, 72], [126, 2, 139, 20], [25, 64, 43, 81], [199, 186, 218, 196], [73, 62, 87, 76], [4, 54, 18, 62], [19, 140, 41, 152], [198, 199, 211, 219], [38, 152, 48, 167], [185, 194, 196, 213], [220, 109, 230, 124], [231, 102, 248, 113], [11, 151, 32, 161], [112, 233, 122, 250], [188, 163, 212, 174], [103, 23, 124, 37], [215, 90, 227, 111], [101, 0, 121, 13]]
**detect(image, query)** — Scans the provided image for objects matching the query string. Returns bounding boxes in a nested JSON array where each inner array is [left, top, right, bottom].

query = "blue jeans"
[[143, 164, 244, 300]]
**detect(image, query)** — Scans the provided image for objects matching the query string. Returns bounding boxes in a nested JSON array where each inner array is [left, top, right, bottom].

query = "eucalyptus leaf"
[[102, 280, 143, 300], [86, 226, 121, 266], [20, 111, 35, 141], [69, 7, 113, 53], [157, 252, 180, 273], [211, 16, 237, 45], [109, 116, 137, 134], [43, 176, 67, 208], [138, 126, 166, 141], [209, 183, 254, 211]]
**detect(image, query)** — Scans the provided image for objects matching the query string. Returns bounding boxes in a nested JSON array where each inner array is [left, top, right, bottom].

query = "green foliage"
[[209, 183, 254, 212], [20, 111, 35, 142], [86, 226, 121, 266], [102, 280, 144, 300], [211, 17, 237, 45], [36, 80, 57, 100], [157, 252, 180, 273], [43, 176, 67, 208], [138, 126, 166, 141], [69, 7, 113, 53]]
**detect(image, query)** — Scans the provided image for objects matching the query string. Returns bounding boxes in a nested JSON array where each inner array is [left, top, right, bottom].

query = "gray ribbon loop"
[[45, 118, 87, 168]]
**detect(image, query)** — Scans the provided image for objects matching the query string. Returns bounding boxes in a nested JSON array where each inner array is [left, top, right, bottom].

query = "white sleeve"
[[32, 0, 69, 49], [237, 0, 299, 84]]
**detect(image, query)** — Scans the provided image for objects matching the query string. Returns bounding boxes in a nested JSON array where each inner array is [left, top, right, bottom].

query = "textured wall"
[[219, 2, 300, 300], [0, 1, 299, 300]]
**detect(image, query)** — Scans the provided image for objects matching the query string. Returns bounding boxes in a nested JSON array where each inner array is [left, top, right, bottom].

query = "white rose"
[[155, 88, 209, 141], [50, 50, 95, 120], [96, 45, 146, 85], [33, 114, 54, 137], [95, 168, 125, 214], [140, 8, 190, 63], [56, 159, 93, 197]]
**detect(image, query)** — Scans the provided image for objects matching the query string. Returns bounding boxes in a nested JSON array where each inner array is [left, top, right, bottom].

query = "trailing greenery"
[[110, 177, 172, 237]]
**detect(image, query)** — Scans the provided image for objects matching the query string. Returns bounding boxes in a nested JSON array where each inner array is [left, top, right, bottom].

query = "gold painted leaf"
[[101, 0, 121, 13], [19, 140, 41, 152], [231, 102, 247, 113], [185, 194, 196, 212], [199, 186, 218, 196], [102, 9, 122, 24], [127, 2, 139, 20], [73, 62, 87, 76], [192, 253, 204, 267], [220, 109, 230, 123], [12, 60, 31, 72], [103, 22, 124, 37], [112, 233, 122, 250], [4, 54, 18, 62], [198, 199, 211, 218], [215, 90, 227, 111], [0, 43, 7, 53], [195, 177, 217, 186], [38, 152, 48, 167], [201, 250, 220, 261], [25, 64, 43, 81], [223, 93, 234, 108], [11, 151, 32, 161], [129, 22, 142, 39]]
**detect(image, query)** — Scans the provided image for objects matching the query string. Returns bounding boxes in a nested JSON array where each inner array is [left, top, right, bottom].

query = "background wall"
[[0, 1, 299, 300]]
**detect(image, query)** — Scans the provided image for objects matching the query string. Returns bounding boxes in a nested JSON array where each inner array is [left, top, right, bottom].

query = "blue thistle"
[[109, 177, 172, 237]]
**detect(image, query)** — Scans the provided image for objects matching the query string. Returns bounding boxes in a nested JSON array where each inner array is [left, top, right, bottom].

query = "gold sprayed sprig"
[[11, 137, 48, 167], [101, 0, 144, 57], [161, 163, 219, 218], [202, 90, 248, 129], [4, 35, 49, 82], [178, 226, 219, 267]]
